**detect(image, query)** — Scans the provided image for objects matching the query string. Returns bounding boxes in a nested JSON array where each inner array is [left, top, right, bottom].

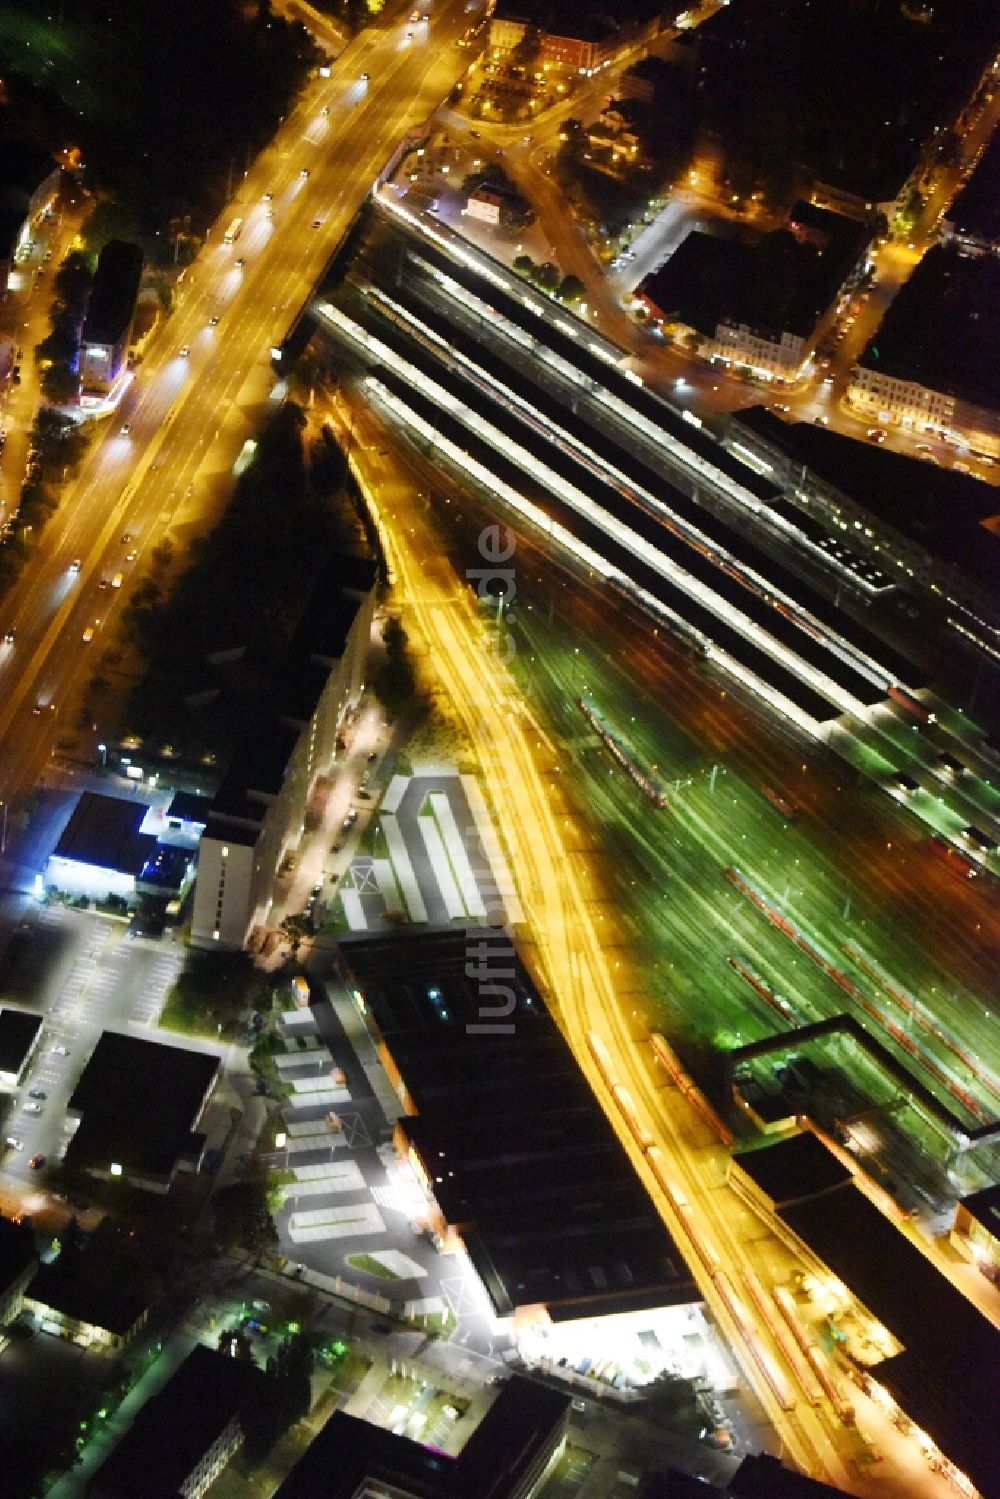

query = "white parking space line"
[[341, 888, 368, 930], [288, 1202, 385, 1241], [372, 858, 404, 916], [288, 1088, 351, 1108], [418, 814, 465, 920], [380, 814, 428, 923], [286, 1134, 350, 1154], [429, 792, 487, 918], [381, 774, 409, 815], [293, 1162, 362, 1182]]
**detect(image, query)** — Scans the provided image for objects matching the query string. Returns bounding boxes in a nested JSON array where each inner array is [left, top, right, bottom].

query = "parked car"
[[6, 1137, 23, 1152], [28, 1154, 46, 1170], [27, 1089, 46, 1100]]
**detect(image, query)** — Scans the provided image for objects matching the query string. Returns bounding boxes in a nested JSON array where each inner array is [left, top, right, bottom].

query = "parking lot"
[[338, 769, 522, 933], [1, 903, 183, 1186]]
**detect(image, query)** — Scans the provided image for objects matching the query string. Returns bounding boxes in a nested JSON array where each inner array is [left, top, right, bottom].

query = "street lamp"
[[0, 799, 6, 856]]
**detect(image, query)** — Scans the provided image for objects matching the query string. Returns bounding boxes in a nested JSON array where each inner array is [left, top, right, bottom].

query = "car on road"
[[299, 168, 310, 178], [28, 1154, 46, 1170], [866, 427, 886, 442], [361, 71, 369, 80], [51, 1044, 69, 1056], [263, 191, 272, 202], [6, 1137, 23, 1151], [32, 700, 54, 715], [312, 219, 323, 229], [3, 629, 14, 644], [82, 626, 95, 643], [23, 1102, 42, 1115], [179, 345, 190, 357], [367, 751, 378, 762], [28, 1089, 46, 1100], [209, 315, 220, 326], [342, 809, 358, 830], [69, 558, 81, 573], [321, 105, 330, 116], [235, 257, 245, 268], [120, 422, 130, 435]]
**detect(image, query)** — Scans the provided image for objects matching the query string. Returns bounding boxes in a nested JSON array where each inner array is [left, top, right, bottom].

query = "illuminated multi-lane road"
[[0, 0, 474, 837]]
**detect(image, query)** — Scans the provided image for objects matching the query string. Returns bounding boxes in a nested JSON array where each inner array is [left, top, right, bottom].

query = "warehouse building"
[[191, 555, 377, 951], [79, 239, 144, 402], [87, 1344, 267, 1499], [64, 1032, 219, 1193], [338, 929, 699, 1331], [274, 1374, 570, 1499], [44, 791, 193, 909]]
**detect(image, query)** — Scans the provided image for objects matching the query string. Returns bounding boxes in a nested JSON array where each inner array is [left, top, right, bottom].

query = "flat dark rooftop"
[[29, 1243, 150, 1337], [640, 219, 866, 341], [165, 790, 210, 825], [211, 719, 298, 816], [273, 1373, 569, 1499], [338, 930, 698, 1320], [289, 576, 371, 664], [81, 239, 144, 348], [88, 1345, 267, 1499], [779, 1183, 1000, 1499], [66, 1031, 219, 1180], [734, 406, 1000, 593], [733, 1132, 850, 1207], [0, 1008, 42, 1075], [856, 244, 1000, 409], [201, 815, 259, 847], [729, 1453, 852, 1497], [947, 129, 1000, 246], [52, 792, 156, 876]]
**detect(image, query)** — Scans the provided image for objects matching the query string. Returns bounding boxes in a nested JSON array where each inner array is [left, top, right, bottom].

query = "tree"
[[512, 254, 535, 276], [211, 1179, 276, 1252], [41, 363, 79, 405], [557, 274, 584, 303], [36, 321, 79, 368], [53, 252, 94, 314], [534, 261, 559, 291]]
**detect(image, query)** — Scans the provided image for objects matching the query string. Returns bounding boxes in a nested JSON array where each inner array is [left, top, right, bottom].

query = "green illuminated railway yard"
[[488, 562, 1000, 1216]]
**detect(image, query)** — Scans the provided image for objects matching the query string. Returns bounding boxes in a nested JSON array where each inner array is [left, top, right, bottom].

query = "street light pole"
[[0, 799, 6, 855]]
